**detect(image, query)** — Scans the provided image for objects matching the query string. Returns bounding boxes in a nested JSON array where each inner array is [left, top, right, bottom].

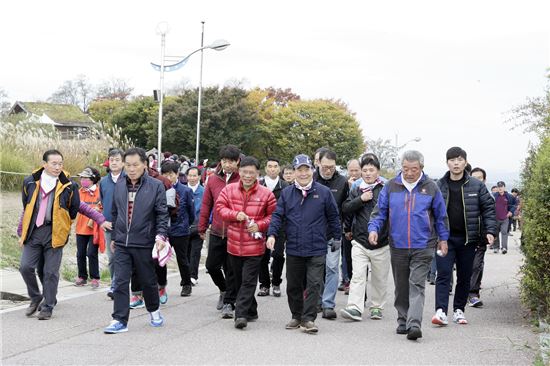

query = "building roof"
[[10, 101, 95, 127]]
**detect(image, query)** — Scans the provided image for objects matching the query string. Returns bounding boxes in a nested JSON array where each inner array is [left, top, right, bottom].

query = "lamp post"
[[394, 134, 421, 171], [151, 22, 229, 169]]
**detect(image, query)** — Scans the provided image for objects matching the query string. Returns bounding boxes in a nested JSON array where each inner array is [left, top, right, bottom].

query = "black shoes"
[[407, 326, 422, 340], [257, 287, 270, 296], [396, 324, 407, 334], [234, 318, 247, 329], [181, 285, 192, 297], [25, 300, 42, 317]]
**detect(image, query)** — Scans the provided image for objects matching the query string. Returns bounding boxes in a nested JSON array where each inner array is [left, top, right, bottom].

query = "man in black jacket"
[[104, 148, 169, 334], [315, 149, 349, 320], [340, 156, 390, 321], [257, 158, 288, 297], [432, 147, 496, 326]]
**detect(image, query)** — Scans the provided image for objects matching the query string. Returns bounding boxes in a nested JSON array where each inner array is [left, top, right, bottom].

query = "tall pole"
[[157, 31, 166, 171], [394, 133, 399, 172], [195, 21, 205, 165]]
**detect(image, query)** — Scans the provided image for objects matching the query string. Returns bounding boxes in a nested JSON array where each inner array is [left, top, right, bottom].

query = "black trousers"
[[228, 254, 262, 319], [286, 254, 325, 322], [131, 260, 166, 293], [342, 236, 353, 281], [188, 232, 203, 280], [76, 234, 99, 280], [469, 244, 487, 297], [171, 235, 191, 286], [205, 233, 236, 305], [113, 245, 159, 324]]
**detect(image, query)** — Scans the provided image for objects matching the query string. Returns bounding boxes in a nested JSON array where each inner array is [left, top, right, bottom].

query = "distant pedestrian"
[[186, 166, 205, 285], [267, 154, 341, 334], [19, 150, 80, 320], [104, 147, 169, 334], [368, 150, 449, 341], [282, 164, 295, 184], [492, 181, 516, 254], [216, 156, 277, 329]]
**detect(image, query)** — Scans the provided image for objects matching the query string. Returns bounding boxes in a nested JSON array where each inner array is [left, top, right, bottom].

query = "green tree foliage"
[[109, 96, 158, 148], [88, 99, 127, 130]]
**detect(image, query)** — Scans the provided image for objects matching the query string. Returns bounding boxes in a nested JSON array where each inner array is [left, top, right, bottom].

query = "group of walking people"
[[18, 143, 516, 341]]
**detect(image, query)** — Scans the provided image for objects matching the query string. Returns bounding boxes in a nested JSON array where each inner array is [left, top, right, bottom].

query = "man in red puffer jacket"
[[215, 156, 277, 329]]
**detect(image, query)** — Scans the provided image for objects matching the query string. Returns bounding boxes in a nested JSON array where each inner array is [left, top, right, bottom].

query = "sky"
[[2, 0, 549, 185]]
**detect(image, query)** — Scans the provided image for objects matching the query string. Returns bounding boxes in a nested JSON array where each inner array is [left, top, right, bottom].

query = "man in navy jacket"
[[267, 154, 341, 334]]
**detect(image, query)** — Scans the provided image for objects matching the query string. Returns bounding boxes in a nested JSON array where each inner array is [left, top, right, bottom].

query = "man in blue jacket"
[[186, 166, 205, 285], [267, 154, 341, 334], [161, 161, 195, 297], [99, 148, 125, 299], [368, 150, 449, 341], [104, 147, 169, 334]]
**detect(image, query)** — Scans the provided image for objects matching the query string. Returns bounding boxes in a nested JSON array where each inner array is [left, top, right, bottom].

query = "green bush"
[[520, 136, 550, 322], [0, 146, 31, 191]]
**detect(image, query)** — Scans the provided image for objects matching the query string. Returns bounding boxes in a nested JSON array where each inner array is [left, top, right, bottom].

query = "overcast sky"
[[2, 0, 549, 184]]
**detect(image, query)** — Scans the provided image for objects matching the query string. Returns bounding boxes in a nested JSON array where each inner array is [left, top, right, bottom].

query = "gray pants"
[[390, 247, 433, 330], [19, 225, 64, 312], [496, 219, 509, 250]]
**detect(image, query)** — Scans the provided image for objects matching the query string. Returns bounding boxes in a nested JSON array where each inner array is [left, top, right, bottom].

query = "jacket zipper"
[[407, 191, 412, 248], [461, 179, 469, 244], [125, 181, 143, 247]]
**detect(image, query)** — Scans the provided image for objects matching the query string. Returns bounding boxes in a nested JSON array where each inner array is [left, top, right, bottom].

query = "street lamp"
[[394, 134, 421, 171], [151, 21, 230, 169]]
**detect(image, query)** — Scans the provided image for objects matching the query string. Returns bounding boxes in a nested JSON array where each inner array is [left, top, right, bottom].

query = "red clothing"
[[215, 181, 277, 257], [198, 168, 241, 237]]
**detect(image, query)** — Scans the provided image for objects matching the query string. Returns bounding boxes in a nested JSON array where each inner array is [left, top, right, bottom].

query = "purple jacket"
[[17, 202, 106, 237]]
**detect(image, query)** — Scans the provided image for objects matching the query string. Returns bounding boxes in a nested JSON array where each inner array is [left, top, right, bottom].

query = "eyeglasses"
[[320, 165, 336, 171]]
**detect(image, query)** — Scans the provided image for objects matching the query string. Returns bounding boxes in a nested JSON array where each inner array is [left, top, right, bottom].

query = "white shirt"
[[264, 176, 279, 191], [111, 172, 121, 183], [188, 182, 200, 193], [403, 172, 423, 192], [40, 171, 58, 193]]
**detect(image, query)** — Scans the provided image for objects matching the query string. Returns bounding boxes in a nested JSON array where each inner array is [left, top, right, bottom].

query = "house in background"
[[9, 101, 97, 139]]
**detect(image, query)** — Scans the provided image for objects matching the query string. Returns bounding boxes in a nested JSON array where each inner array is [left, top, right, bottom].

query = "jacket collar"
[[395, 171, 429, 187], [442, 171, 470, 183], [32, 167, 70, 186], [239, 179, 259, 193]]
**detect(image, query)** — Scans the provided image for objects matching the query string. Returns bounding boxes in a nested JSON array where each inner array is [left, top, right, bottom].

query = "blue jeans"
[[322, 243, 340, 309]]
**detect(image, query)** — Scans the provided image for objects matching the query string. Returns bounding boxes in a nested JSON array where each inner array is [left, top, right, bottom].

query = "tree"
[[0, 88, 11, 116], [109, 96, 158, 148], [96, 78, 134, 101], [88, 99, 127, 130], [49, 74, 95, 112], [365, 137, 398, 171]]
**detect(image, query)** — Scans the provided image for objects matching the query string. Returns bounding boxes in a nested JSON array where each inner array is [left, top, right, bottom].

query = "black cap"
[[497, 181, 505, 187]]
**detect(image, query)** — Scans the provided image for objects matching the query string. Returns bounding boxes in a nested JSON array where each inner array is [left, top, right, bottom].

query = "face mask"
[[81, 180, 92, 188]]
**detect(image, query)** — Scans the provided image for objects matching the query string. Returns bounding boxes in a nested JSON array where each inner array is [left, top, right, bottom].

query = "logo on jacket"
[[313, 195, 319, 198], [468, 193, 478, 197], [421, 188, 427, 194]]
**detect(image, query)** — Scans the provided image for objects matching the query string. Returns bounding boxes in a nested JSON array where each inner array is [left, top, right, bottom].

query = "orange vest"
[[76, 186, 101, 235]]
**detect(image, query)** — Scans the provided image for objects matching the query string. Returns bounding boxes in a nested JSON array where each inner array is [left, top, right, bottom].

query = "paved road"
[[1, 234, 537, 365]]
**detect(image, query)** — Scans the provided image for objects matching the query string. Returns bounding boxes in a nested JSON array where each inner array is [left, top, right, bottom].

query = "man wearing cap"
[[492, 181, 516, 254], [267, 154, 341, 334]]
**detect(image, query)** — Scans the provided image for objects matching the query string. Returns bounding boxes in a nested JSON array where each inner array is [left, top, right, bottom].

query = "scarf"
[[40, 171, 58, 194], [359, 178, 383, 192], [294, 180, 313, 198], [403, 172, 423, 192]]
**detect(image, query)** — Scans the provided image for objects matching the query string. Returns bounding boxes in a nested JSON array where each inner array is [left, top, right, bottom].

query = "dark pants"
[[113, 245, 160, 325], [258, 246, 285, 288], [435, 235, 476, 313], [342, 236, 353, 282], [205, 233, 236, 305], [259, 249, 272, 288], [228, 254, 262, 319], [391, 247, 433, 330], [76, 234, 99, 280], [19, 225, 63, 312], [469, 244, 487, 297], [131, 261, 167, 293], [171, 235, 191, 286], [188, 232, 203, 280], [286, 254, 325, 322], [271, 236, 286, 287]]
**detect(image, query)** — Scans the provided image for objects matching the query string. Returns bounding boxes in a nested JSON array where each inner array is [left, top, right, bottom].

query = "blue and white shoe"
[[104, 320, 128, 334], [130, 296, 145, 309], [150, 311, 164, 327]]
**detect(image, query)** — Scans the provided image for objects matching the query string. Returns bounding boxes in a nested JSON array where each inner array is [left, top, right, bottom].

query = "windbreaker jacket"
[[492, 191, 517, 217], [267, 181, 341, 257], [99, 171, 125, 222], [216, 181, 277, 257], [437, 172, 497, 244], [168, 181, 195, 237], [342, 182, 388, 250], [368, 173, 449, 249], [20, 168, 80, 248], [315, 169, 349, 212], [111, 173, 169, 248], [198, 167, 241, 237]]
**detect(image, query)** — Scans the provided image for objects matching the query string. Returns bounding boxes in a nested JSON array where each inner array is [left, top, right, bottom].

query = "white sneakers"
[[431, 308, 449, 325], [452, 309, 468, 324]]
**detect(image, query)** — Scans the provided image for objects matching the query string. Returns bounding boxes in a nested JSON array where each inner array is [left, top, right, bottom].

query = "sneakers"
[[340, 307, 362, 321], [129, 295, 145, 309], [104, 320, 128, 334], [300, 321, 318, 334], [370, 308, 383, 320], [25, 300, 42, 317], [234, 318, 248, 329], [190, 278, 198, 286], [180, 285, 192, 297], [338, 281, 348, 291], [453, 309, 468, 324], [272, 285, 281, 297], [150, 310, 164, 327], [431, 308, 449, 326], [322, 308, 337, 320], [407, 326, 422, 340], [468, 296, 483, 308], [216, 291, 225, 311], [501, 249, 508, 254], [221, 304, 234, 319], [428, 276, 436, 285], [74, 277, 87, 286], [90, 279, 100, 289], [257, 286, 270, 296], [285, 318, 301, 329], [159, 288, 168, 304], [37, 309, 52, 320], [493, 248, 499, 253]]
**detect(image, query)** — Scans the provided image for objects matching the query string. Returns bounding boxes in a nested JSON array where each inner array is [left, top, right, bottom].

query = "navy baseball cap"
[[293, 154, 313, 169], [497, 181, 506, 187]]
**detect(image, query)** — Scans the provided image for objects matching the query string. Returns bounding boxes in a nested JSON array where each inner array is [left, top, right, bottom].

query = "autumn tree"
[[49, 74, 95, 112]]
